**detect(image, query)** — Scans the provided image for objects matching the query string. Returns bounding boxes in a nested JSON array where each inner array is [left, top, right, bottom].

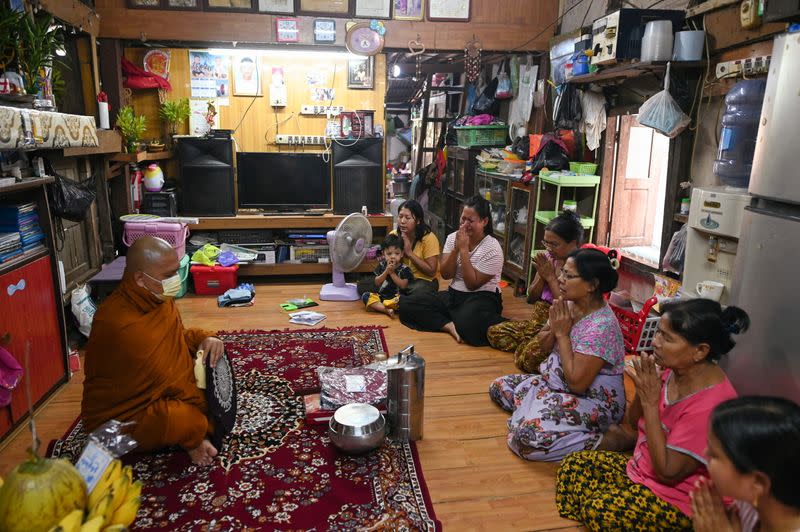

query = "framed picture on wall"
[[314, 19, 336, 43], [392, 0, 423, 20], [233, 56, 261, 96], [127, 0, 161, 8], [276, 17, 300, 42], [297, 0, 350, 16], [258, 0, 293, 13], [203, 0, 255, 12], [347, 56, 374, 89], [428, 0, 470, 21], [354, 0, 391, 19], [165, 0, 202, 8]]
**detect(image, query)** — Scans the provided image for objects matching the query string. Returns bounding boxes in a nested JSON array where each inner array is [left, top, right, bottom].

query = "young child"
[[362, 234, 414, 318]]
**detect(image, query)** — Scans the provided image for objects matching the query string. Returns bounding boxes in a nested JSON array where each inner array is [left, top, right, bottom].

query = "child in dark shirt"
[[361, 234, 414, 318]]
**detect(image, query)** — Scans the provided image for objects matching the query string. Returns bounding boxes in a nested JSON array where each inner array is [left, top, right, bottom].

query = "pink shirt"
[[627, 369, 738, 517]]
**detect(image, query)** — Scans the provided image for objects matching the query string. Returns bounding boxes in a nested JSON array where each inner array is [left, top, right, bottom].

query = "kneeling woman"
[[556, 299, 749, 532], [399, 195, 504, 346], [489, 248, 625, 461]]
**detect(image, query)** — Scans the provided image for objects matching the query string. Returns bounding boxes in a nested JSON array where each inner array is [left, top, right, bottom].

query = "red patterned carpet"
[[49, 327, 440, 531]]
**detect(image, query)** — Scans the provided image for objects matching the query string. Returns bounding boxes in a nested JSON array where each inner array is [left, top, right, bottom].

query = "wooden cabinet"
[[443, 147, 481, 234]]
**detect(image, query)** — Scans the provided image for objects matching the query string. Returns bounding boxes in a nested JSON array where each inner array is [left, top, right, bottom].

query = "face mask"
[[144, 272, 182, 299]]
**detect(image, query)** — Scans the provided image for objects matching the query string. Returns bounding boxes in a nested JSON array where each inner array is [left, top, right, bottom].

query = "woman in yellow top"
[[393, 199, 440, 294]]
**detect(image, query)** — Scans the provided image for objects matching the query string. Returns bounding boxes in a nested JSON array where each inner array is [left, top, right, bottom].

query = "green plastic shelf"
[[539, 173, 601, 187], [534, 211, 595, 228]]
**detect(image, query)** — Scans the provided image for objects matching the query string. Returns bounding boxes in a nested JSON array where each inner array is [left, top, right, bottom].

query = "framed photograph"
[[233, 56, 261, 96], [257, 0, 293, 12], [428, 0, 470, 21], [355, 0, 391, 18], [164, 0, 201, 9], [275, 17, 300, 42], [203, 0, 255, 12], [127, 0, 161, 8], [313, 19, 336, 43], [347, 56, 374, 89], [297, 0, 350, 16], [392, 0, 423, 20]]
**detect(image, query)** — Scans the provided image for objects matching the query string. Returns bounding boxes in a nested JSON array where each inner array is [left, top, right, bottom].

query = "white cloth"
[[508, 59, 538, 141], [580, 89, 607, 151], [443, 233, 504, 293]]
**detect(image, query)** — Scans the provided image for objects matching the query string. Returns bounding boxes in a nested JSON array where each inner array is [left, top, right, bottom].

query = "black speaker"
[[332, 137, 383, 215], [177, 137, 235, 216]]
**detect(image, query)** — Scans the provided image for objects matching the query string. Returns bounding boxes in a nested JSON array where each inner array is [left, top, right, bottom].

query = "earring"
[[753, 493, 759, 509]]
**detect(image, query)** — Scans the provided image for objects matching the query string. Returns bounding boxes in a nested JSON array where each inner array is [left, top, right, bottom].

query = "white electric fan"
[[320, 213, 373, 301]]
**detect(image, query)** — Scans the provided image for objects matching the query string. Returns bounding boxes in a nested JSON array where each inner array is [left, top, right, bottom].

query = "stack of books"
[[0, 202, 46, 264]]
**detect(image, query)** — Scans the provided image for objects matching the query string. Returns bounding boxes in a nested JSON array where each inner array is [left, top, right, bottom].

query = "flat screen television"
[[237, 152, 331, 211]]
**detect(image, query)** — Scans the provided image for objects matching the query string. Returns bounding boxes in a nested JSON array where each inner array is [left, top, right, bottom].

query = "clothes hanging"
[[580, 89, 607, 151]]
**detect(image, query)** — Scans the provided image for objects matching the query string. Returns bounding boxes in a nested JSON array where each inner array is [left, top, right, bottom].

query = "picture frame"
[[313, 19, 337, 43], [296, 0, 351, 17], [203, 0, 255, 12], [257, 0, 294, 13], [392, 0, 423, 20], [127, 0, 161, 9], [163, 0, 202, 9], [233, 55, 262, 96], [427, 0, 470, 21], [275, 17, 300, 42], [354, 0, 391, 19], [347, 56, 374, 89]]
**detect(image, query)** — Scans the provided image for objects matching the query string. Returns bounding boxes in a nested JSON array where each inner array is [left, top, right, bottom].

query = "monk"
[[82, 236, 224, 465]]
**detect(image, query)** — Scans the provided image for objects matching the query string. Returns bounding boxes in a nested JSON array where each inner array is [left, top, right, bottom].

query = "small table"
[[87, 256, 126, 303]]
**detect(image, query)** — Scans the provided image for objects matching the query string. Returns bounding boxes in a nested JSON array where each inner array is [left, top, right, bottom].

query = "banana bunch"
[[48, 460, 142, 532]]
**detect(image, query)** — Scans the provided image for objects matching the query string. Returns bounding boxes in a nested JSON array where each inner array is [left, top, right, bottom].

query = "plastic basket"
[[454, 125, 508, 148], [610, 296, 660, 354], [176, 254, 190, 299], [123, 221, 189, 258], [290, 244, 330, 263], [569, 161, 599, 175]]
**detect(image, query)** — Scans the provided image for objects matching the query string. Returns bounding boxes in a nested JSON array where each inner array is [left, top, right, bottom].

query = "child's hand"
[[385, 261, 396, 273]]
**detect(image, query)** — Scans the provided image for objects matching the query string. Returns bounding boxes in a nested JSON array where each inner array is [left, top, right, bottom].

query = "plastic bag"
[[662, 224, 687, 274], [510, 55, 520, 97], [317, 366, 386, 410], [554, 84, 583, 130], [638, 63, 691, 138], [495, 72, 512, 100], [46, 158, 96, 222], [71, 284, 96, 337], [470, 76, 500, 115], [531, 140, 570, 173], [75, 420, 139, 492]]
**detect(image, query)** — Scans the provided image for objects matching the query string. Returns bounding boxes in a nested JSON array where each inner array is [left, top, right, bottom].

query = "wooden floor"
[[0, 280, 582, 531]]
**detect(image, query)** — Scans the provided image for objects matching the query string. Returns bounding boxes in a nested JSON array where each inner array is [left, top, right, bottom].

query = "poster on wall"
[[347, 56, 374, 89], [189, 51, 230, 105], [190, 99, 219, 135], [428, 0, 470, 21], [306, 66, 331, 86], [233, 55, 261, 96], [393, 0, 423, 20], [311, 87, 335, 101]]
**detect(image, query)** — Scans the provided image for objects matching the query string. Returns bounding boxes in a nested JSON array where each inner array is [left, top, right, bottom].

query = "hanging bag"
[[470, 76, 500, 116], [494, 59, 513, 100], [45, 158, 96, 223], [638, 62, 691, 138]]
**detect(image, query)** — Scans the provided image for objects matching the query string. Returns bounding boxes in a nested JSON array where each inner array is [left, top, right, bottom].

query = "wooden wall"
[[97, 0, 558, 51], [124, 47, 386, 153]]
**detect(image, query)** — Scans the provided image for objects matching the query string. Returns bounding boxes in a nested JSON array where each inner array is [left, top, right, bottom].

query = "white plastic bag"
[[71, 284, 96, 337], [638, 62, 690, 138]]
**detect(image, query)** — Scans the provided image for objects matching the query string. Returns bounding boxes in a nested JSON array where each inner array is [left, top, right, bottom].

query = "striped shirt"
[[443, 233, 504, 293]]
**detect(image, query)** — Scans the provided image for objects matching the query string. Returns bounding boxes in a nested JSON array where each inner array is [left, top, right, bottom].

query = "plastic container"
[[123, 221, 189, 258], [176, 254, 190, 298], [610, 296, 661, 355], [190, 264, 238, 296], [713, 79, 767, 188], [569, 161, 598, 175], [640, 20, 674, 62], [571, 51, 590, 76], [673, 30, 705, 61], [454, 125, 508, 147]]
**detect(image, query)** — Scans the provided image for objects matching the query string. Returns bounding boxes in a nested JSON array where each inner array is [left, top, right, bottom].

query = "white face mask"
[[144, 272, 182, 299]]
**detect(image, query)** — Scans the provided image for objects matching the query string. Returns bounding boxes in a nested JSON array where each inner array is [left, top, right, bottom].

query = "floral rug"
[[49, 327, 440, 531]]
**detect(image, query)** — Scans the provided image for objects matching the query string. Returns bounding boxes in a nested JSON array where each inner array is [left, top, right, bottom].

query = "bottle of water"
[[713, 80, 767, 188]]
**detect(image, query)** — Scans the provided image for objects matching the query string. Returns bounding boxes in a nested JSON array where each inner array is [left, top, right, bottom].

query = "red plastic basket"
[[123, 221, 188, 258], [610, 296, 660, 355], [190, 264, 238, 296]]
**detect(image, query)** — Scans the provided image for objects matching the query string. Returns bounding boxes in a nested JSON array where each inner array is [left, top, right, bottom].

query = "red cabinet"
[[0, 255, 66, 422]]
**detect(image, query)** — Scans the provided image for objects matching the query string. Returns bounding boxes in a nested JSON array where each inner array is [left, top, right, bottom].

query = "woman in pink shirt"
[[556, 299, 749, 531]]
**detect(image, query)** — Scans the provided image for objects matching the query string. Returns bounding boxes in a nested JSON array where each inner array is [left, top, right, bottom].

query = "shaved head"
[[126, 236, 180, 296]]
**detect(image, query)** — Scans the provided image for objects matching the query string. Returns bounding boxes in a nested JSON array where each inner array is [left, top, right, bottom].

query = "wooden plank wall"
[[96, 0, 558, 51], [123, 48, 386, 153]]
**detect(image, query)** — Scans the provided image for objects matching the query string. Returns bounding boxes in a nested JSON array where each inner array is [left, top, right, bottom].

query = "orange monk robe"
[[82, 274, 215, 452]]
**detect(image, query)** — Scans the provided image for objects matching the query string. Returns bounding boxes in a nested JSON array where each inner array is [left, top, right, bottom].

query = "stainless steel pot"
[[328, 403, 386, 454]]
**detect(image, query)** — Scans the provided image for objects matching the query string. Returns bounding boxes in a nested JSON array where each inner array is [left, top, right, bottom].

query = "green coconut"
[[0, 451, 87, 532]]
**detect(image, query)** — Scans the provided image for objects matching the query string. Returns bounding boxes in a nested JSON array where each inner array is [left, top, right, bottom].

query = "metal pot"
[[328, 403, 386, 454]]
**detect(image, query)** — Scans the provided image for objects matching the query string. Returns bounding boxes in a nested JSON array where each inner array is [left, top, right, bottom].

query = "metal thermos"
[[386, 345, 425, 441]]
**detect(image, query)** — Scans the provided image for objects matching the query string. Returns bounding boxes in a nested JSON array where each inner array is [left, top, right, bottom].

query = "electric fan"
[[320, 213, 373, 301]]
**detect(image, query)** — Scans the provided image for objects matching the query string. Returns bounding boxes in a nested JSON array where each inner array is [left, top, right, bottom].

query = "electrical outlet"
[[274, 134, 326, 145], [716, 55, 771, 79], [300, 105, 343, 115]]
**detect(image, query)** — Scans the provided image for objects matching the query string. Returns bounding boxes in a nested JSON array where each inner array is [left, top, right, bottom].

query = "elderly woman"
[[394, 199, 440, 295], [556, 299, 749, 532], [399, 195, 504, 346], [489, 248, 625, 462], [488, 210, 584, 372]]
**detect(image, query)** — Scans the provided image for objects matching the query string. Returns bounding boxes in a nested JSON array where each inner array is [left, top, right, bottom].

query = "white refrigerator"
[[722, 32, 800, 402]]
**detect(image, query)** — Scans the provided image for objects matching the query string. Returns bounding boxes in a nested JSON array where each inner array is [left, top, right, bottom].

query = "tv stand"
[[188, 213, 393, 276]]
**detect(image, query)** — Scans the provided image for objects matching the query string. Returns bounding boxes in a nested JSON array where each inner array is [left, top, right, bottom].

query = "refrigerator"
[[722, 32, 800, 402]]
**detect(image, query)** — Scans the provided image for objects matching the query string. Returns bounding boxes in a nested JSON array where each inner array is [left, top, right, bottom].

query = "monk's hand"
[[200, 337, 225, 368]]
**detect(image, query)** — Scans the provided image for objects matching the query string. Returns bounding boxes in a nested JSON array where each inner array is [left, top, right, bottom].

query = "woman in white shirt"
[[399, 195, 504, 345]]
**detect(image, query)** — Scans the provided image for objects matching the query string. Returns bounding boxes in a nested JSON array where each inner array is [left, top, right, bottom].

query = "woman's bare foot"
[[596, 424, 637, 452], [188, 439, 218, 466], [442, 322, 462, 343]]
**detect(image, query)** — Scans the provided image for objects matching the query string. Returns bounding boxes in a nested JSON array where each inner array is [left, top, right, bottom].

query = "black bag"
[[45, 159, 96, 222], [531, 140, 570, 173], [554, 84, 583, 130], [470, 77, 500, 116]]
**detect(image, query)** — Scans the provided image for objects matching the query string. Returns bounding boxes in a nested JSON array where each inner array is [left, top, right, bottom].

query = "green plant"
[[116, 106, 147, 153], [159, 98, 191, 134], [0, 6, 24, 69], [13, 13, 65, 95]]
